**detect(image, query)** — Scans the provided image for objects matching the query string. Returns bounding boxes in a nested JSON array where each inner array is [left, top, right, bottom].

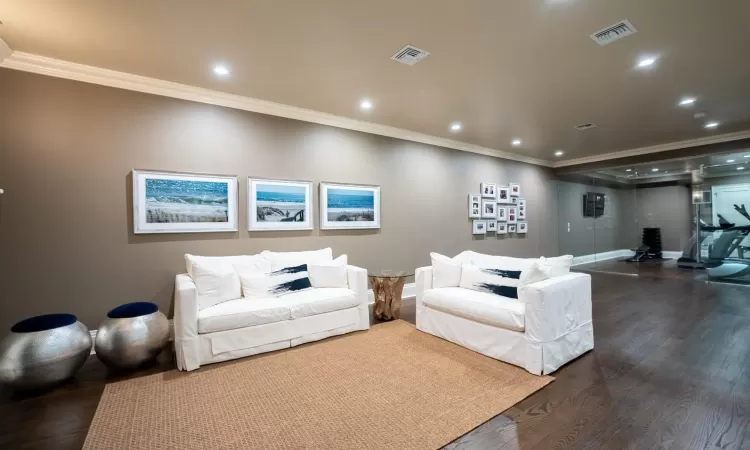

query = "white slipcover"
[[416, 255, 593, 375], [174, 251, 369, 371]]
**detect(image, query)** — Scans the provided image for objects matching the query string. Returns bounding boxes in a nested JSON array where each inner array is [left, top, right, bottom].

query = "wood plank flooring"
[[2, 272, 750, 449]]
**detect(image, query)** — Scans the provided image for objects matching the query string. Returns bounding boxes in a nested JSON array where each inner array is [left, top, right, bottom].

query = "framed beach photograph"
[[510, 183, 521, 197], [497, 207, 507, 222], [497, 222, 508, 234], [473, 220, 487, 235], [482, 200, 497, 219], [320, 182, 380, 230], [497, 186, 510, 203], [133, 170, 238, 234], [508, 224, 517, 233], [469, 194, 481, 219], [248, 178, 313, 231], [487, 220, 497, 232], [481, 182, 497, 199], [518, 222, 528, 234]]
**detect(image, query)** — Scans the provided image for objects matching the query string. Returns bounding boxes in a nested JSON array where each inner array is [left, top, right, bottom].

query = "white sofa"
[[416, 251, 593, 375], [174, 249, 369, 371]]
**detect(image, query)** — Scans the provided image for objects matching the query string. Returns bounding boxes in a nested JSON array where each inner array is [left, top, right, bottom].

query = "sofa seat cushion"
[[197, 298, 291, 334], [278, 288, 359, 319], [422, 287, 525, 331]]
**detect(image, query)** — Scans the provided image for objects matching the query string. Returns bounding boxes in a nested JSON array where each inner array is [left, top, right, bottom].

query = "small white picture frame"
[[518, 200, 527, 220], [497, 186, 510, 203], [507, 206, 518, 224], [510, 183, 521, 197], [497, 222, 507, 234], [497, 207, 507, 221], [511, 197, 519, 205], [481, 182, 497, 199], [508, 224, 517, 233], [518, 222, 528, 234], [468, 194, 481, 219], [481, 200, 497, 219], [473, 220, 487, 235], [486, 220, 497, 232]]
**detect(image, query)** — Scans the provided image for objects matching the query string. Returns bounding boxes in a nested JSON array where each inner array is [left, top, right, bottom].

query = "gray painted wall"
[[634, 185, 693, 251], [0, 69, 560, 330]]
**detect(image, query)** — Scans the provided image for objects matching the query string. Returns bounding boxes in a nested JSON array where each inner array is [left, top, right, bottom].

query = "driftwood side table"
[[369, 272, 413, 321]]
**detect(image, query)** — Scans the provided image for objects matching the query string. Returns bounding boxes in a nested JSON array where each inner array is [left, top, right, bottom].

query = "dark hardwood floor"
[[2, 272, 750, 449]]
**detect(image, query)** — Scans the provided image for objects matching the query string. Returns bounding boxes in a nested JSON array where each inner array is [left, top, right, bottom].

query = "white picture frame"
[[473, 220, 487, 235], [508, 224, 517, 233], [510, 183, 521, 197], [518, 222, 528, 234], [481, 200, 497, 219], [497, 207, 507, 222], [486, 220, 497, 232], [468, 194, 481, 219], [481, 182, 497, 199], [133, 169, 238, 234], [248, 178, 313, 231], [497, 186, 510, 203], [497, 222, 508, 234], [320, 182, 380, 230], [518, 199, 527, 220], [507, 206, 518, 224], [510, 197, 519, 205]]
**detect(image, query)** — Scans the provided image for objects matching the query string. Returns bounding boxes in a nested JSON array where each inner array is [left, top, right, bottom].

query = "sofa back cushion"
[[540, 255, 574, 277], [237, 264, 312, 298], [263, 248, 334, 270], [430, 252, 463, 288], [459, 262, 549, 299], [309, 255, 349, 289], [190, 260, 243, 310], [459, 251, 573, 278]]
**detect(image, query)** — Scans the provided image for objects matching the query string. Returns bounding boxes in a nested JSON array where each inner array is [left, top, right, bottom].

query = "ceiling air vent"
[[575, 123, 597, 131], [391, 45, 430, 66], [590, 19, 638, 46]]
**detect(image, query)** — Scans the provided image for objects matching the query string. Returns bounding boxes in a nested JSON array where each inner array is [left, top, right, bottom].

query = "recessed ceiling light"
[[554, 150, 564, 157], [636, 56, 658, 68], [625, 169, 632, 172], [359, 99, 373, 110], [679, 97, 696, 106], [652, 168, 659, 172], [744, 155, 750, 158], [704, 121, 719, 129], [450, 122, 462, 132], [213, 65, 230, 76], [738, 167, 745, 171], [511, 139, 522, 146], [727, 159, 735, 163]]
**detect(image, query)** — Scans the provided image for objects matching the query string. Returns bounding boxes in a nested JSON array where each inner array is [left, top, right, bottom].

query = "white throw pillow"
[[309, 255, 349, 288], [263, 248, 334, 270], [430, 252, 462, 288], [237, 263, 312, 298], [190, 261, 242, 310], [540, 255, 573, 277], [459, 261, 549, 299]]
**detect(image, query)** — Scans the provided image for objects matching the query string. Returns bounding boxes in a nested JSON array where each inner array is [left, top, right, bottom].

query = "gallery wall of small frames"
[[468, 182, 528, 236]]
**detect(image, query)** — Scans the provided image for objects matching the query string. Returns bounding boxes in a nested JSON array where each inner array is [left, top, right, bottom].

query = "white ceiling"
[[1, 0, 750, 164]]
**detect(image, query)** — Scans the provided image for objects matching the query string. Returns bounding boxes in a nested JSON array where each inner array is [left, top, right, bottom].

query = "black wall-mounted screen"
[[583, 192, 605, 218]]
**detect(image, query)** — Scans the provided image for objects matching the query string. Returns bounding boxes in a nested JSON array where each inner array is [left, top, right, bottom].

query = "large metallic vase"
[[94, 302, 169, 370], [0, 314, 92, 390]]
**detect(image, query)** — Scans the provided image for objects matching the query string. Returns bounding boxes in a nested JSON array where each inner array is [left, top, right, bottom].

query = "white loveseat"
[[416, 251, 593, 375], [174, 248, 369, 371]]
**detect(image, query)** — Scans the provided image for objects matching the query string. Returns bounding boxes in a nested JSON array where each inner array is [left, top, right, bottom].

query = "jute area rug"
[[84, 320, 553, 450]]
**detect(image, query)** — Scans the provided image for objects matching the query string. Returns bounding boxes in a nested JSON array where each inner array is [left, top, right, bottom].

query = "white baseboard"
[[572, 249, 684, 266], [89, 286, 417, 355]]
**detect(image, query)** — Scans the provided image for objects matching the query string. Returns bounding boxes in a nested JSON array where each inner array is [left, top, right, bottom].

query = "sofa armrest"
[[518, 272, 592, 343], [415, 266, 433, 309], [174, 274, 200, 371], [346, 265, 370, 330]]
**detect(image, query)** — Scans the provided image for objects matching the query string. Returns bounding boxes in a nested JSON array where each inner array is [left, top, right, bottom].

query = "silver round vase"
[[0, 314, 92, 390], [94, 302, 169, 370]]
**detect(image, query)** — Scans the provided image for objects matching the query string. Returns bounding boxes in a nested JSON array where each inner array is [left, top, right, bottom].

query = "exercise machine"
[[704, 204, 750, 278], [677, 215, 733, 269], [624, 228, 664, 262]]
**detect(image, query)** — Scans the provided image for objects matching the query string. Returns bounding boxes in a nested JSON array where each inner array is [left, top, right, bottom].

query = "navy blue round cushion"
[[11, 313, 78, 333], [107, 302, 159, 319]]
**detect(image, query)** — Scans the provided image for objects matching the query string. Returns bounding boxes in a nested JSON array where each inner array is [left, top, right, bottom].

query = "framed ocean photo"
[[133, 170, 238, 234], [320, 182, 380, 230], [248, 178, 313, 231]]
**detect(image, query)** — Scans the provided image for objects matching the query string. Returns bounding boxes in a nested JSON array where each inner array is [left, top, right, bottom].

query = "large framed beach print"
[[320, 183, 380, 230], [133, 170, 238, 234], [248, 178, 313, 231]]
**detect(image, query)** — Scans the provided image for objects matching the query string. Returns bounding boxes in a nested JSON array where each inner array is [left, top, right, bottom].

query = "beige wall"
[[0, 69, 560, 330]]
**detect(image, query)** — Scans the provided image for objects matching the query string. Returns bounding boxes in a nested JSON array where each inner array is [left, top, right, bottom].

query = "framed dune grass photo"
[[133, 169, 238, 234], [248, 178, 313, 231], [320, 182, 380, 230]]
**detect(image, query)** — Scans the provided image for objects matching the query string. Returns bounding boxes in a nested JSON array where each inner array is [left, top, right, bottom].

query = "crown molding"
[[553, 130, 750, 168], [0, 39, 11, 63], [0, 51, 553, 167]]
